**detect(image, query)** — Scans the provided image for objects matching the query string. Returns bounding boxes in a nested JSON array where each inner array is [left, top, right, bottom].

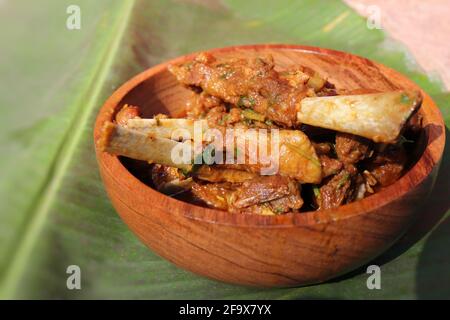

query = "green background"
[[0, 0, 448, 299]]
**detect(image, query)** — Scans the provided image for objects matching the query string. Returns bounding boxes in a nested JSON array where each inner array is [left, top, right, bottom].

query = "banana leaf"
[[0, 0, 448, 299]]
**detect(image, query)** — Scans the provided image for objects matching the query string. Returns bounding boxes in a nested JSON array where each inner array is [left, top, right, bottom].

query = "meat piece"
[[169, 53, 308, 127], [316, 82, 338, 97], [115, 104, 140, 125], [186, 92, 223, 119], [191, 176, 303, 214], [366, 145, 407, 186], [313, 142, 333, 155], [318, 169, 357, 209], [231, 176, 300, 209], [279, 66, 335, 96], [227, 107, 243, 124], [319, 155, 343, 178], [191, 182, 232, 210], [335, 132, 372, 164], [266, 182, 304, 214], [150, 164, 192, 195], [151, 164, 182, 190], [201, 127, 324, 184], [313, 142, 343, 178], [205, 105, 227, 128], [195, 166, 257, 183], [279, 67, 310, 89], [199, 93, 222, 109], [186, 92, 266, 128]]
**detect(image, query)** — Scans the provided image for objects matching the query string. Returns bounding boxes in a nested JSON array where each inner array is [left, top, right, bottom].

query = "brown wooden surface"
[[94, 44, 445, 287]]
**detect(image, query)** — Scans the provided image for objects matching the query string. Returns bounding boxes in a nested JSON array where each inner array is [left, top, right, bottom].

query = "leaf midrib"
[[0, 0, 136, 299]]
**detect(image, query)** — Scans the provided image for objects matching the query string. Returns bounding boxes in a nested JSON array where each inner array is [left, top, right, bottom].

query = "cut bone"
[[298, 91, 422, 143], [98, 121, 193, 171]]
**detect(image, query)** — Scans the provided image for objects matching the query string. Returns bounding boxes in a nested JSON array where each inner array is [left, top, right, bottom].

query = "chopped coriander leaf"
[[337, 173, 350, 189], [313, 186, 321, 198], [400, 93, 411, 105]]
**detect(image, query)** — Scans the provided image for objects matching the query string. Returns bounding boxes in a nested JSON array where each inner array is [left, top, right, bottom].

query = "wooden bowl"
[[94, 45, 445, 287]]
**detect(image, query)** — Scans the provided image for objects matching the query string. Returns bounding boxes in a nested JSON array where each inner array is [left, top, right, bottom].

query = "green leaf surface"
[[0, 0, 448, 299]]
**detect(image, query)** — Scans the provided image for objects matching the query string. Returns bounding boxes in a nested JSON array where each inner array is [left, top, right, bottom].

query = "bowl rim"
[[94, 44, 446, 227]]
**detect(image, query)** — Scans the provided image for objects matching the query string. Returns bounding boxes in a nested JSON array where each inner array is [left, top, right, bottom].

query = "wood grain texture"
[[94, 44, 445, 287]]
